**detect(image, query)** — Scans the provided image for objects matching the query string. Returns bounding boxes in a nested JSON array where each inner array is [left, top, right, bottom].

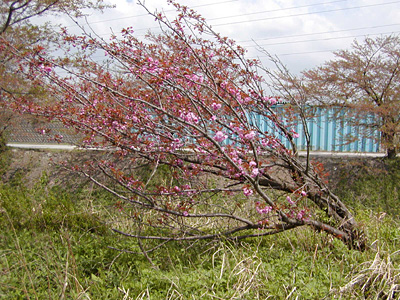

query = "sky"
[[54, 0, 400, 73]]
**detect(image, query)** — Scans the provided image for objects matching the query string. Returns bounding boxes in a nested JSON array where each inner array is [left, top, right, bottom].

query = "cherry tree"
[[1, 0, 365, 250], [302, 36, 400, 159]]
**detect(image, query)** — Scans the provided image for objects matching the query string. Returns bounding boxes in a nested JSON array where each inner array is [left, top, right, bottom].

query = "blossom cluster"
[[285, 192, 311, 221], [214, 131, 227, 142]]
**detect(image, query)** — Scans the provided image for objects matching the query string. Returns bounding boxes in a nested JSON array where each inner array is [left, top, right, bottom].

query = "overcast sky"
[[55, 0, 400, 73]]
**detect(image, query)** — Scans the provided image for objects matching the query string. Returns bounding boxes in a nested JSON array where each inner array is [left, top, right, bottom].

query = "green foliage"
[[0, 134, 9, 176], [1, 157, 400, 299], [0, 132, 6, 152], [0, 173, 106, 233], [335, 158, 400, 219], [0, 174, 141, 299]]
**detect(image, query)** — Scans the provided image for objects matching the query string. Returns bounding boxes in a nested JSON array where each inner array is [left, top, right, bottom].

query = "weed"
[[338, 249, 400, 299], [335, 158, 400, 219], [0, 136, 9, 177], [1, 155, 400, 298]]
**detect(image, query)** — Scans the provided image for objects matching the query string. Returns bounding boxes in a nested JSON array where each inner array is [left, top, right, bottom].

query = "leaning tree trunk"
[[257, 153, 366, 250]]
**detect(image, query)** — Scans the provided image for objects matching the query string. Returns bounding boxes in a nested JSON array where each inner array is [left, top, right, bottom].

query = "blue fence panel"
[[248, 106, 381, 153]]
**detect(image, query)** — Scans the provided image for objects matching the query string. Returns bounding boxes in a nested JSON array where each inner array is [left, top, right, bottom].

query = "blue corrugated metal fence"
[[248, 106, 381, 153]]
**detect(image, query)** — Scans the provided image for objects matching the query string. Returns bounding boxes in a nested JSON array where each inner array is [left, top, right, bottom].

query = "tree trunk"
[[387, 147, 397, 159], [382, 131, 398, 159]]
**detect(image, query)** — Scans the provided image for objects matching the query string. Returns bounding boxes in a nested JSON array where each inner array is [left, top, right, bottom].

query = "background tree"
[[302, 35, 400, 159], [1, 0, 110, 34], [2, 0, 366, 250], [1, 0, 111, 91], [0, 0, 111, 145]]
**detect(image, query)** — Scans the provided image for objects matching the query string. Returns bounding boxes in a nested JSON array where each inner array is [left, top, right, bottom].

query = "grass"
[[335, 158, 400, 219], [339, 249, 400, 299], [1, 151, 400, 298]]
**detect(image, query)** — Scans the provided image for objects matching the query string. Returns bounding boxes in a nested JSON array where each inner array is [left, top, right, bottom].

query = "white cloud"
[[36, 0, 400, 73]]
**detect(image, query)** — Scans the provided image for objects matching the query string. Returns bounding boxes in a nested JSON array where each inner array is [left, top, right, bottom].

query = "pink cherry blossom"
[[256, 206, 272, 214], [243, 187, 253, 197], [211, 102, 222, 110], [244, 131, 256, 140], [180, 111, 199, 124], [297, 210, 307, 220], [286, 196, 295, 206], [251, 168, 259, 177], [269, 97, 277, 105], [214, 131, 227, 142], [40, 64, 52, 72]]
